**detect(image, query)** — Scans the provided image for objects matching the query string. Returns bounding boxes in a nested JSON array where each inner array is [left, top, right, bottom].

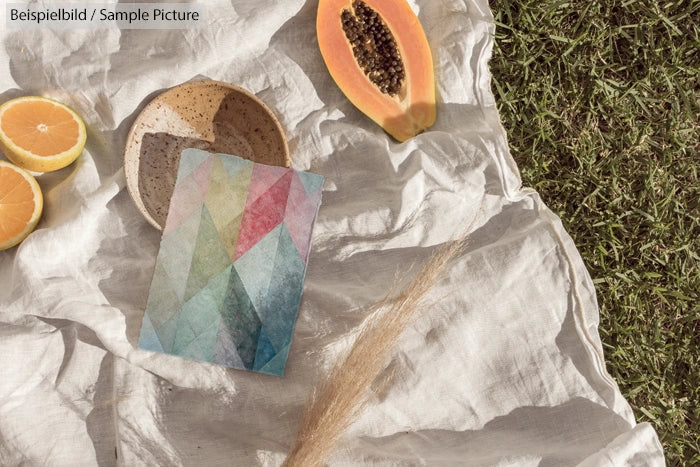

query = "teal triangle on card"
[[180, 264, 232, 336], [137, 314, 165, 353], [179, 339, 206, 362], [218, 152, 253, 179], [172, 311, 198, 355], [212, 320, 247, 370], [257, 343, 290, 377], [178, 149, 213, 181], [155, 310, 180, 353], [138, 331, 165, 354], [259, 224, 305, 351], [220, 266, 262, 369], [296, 170, 324, 196], [232, 224, 282, 316], [137, 312, 155, 341], [193, 317, 222, 361], [253, 327, 277, 371]]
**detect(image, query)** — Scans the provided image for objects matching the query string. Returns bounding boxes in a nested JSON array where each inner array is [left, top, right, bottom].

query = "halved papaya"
[[317, 0, 436, 142]]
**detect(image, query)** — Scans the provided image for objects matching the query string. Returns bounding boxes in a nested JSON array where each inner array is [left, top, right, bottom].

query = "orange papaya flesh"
[[317, 0, 436, 142]]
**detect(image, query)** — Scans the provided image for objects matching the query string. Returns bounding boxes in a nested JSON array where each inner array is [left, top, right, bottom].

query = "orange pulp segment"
[[0, 96, 86, 172], [0, 159, 43, 250]]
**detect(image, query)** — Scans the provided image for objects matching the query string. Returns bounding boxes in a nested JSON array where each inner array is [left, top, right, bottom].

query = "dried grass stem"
[[283, 237, 466, 467]]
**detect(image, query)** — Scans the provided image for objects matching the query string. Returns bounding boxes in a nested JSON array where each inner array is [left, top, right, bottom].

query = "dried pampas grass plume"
[[283, 235, 468, 467]]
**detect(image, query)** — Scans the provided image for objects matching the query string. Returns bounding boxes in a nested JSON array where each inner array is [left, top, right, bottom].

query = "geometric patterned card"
[[137, 148, 324, 377]]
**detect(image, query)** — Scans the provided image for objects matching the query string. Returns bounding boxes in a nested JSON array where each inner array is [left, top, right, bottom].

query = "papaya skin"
[[317, 0, 436, 142]]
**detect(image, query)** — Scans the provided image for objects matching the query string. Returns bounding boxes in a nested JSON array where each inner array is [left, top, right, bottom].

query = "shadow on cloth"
[[34, 318, 118, 465], [555, 256, 618, 410], [35, 317, 105, 383], [85, 353, 119, 467], [92, 187, 160, 347], [351, 397, 631, 465]]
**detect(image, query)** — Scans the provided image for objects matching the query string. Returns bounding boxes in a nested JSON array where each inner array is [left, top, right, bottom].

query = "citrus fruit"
[[0, 160, 43, 250], [0, 96, 87, 172]]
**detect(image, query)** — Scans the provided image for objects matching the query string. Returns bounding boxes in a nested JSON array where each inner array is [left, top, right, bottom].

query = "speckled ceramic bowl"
[[124, 80, 290, 230]]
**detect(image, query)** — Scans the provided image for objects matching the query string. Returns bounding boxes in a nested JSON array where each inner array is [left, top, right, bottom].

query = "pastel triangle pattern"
[[138, 148, 324, 377], [176, 146, 212, 181]]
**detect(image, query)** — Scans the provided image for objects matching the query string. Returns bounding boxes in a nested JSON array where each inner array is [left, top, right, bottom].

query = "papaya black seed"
[[340, 1, 405, 96]]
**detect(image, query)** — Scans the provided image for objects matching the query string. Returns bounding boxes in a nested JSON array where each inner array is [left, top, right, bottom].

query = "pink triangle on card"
[[233, 170, 294, 261], [245, 163, 287, 207], [283, 173, 321, 263], [163, 173, 206, 236], [191, 155, 215, 198]]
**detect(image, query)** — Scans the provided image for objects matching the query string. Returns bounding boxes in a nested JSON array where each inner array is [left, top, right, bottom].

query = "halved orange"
[[0, 96, 87, 173], [0, 160, 43, 250]]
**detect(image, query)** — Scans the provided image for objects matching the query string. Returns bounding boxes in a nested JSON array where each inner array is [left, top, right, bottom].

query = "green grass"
[[488, 0, 699, 464]]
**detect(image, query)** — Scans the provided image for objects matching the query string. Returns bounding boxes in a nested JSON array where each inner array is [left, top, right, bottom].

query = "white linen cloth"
[[0, 0, 665, 465]]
